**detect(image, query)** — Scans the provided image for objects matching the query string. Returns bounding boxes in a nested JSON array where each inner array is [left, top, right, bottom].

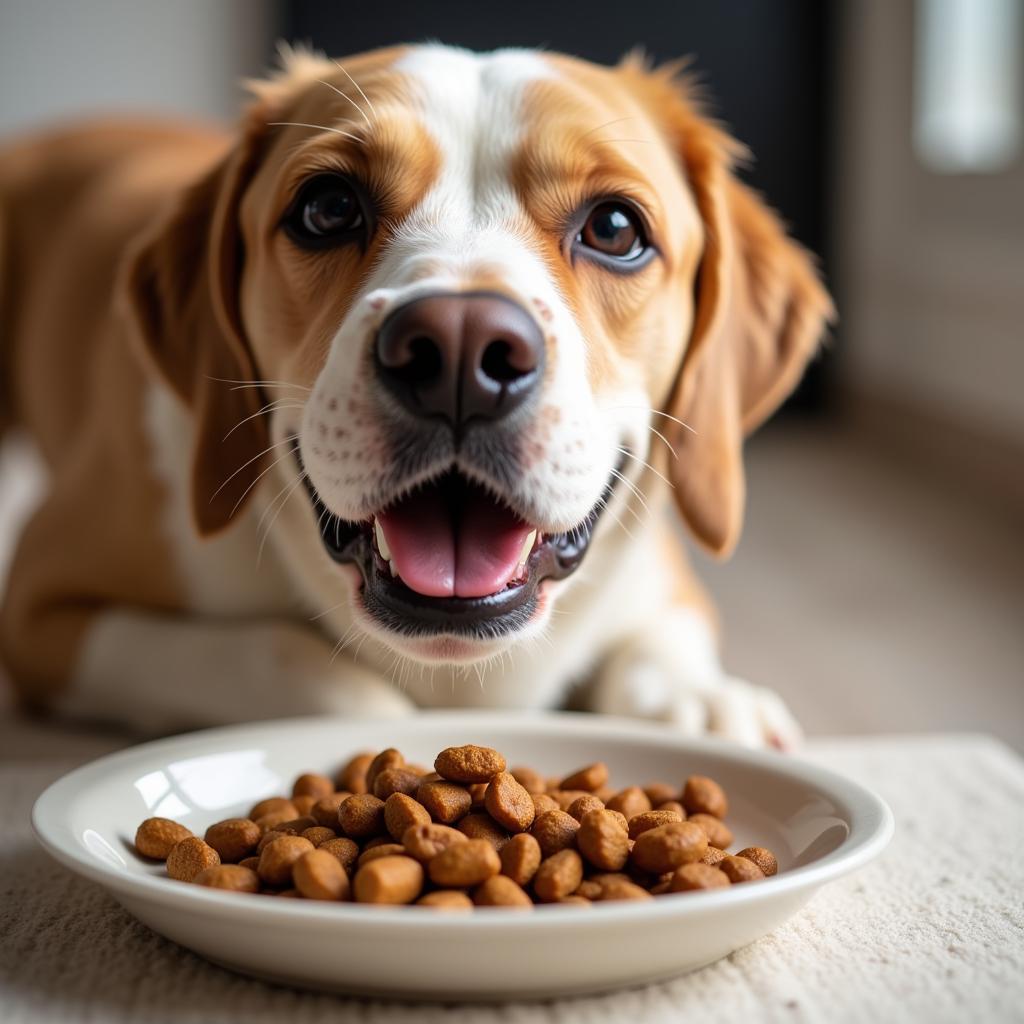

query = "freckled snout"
[[374, 291, 545, 430]]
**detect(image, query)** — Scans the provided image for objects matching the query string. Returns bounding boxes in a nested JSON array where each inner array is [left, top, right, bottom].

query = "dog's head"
[[127, 44, 832, 663]]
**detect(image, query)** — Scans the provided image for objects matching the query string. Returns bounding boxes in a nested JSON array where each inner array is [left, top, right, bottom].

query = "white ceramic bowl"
[[33, 712, 892, 1000]]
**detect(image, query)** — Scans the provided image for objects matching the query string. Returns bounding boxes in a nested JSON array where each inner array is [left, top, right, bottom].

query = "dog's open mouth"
[[299, 454, 618, 638]]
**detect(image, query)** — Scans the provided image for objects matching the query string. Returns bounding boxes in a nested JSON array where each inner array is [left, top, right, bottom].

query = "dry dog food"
[[135, 743, 779, 909]]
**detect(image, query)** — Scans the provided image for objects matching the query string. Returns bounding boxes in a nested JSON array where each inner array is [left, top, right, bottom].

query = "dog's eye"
[[284, 174, 365, 247], [578, 202, 647, 261]]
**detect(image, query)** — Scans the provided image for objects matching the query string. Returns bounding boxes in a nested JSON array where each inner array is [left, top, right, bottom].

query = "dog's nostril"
[[481, 339, 531, 383], [392, 336, 443, 383]]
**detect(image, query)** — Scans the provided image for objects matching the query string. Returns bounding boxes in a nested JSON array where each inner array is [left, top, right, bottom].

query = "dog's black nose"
[[374, 291, 544, 428]]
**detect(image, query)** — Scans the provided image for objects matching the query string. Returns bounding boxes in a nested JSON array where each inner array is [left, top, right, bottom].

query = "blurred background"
[[0, 0, 1021, 748]]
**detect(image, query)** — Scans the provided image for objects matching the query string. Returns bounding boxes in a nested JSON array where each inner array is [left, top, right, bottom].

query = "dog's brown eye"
[[284, 174, 366, 248], [579, 202, 646, 260]]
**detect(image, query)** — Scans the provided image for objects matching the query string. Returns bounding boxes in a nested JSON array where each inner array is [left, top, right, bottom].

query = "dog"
[[0, 44, 832, 745]]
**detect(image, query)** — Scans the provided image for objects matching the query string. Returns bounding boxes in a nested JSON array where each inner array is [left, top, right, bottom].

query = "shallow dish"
[[33, 712, 892, 1000]]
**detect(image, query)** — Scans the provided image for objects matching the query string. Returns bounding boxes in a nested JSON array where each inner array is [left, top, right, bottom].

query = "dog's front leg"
[[57, 611, 414, 733], [587, 606, 803, 750]]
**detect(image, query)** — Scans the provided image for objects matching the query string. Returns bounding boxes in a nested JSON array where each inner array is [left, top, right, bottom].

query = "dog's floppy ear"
[[122, 115, 270, 538], [656, 81, 834, 556]]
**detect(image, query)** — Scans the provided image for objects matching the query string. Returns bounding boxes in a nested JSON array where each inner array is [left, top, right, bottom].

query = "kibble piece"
[[575, 879, 603, 900], [657, 800, 687, 819], [311, 793, 350, 828], [719, 854, 766, 884], [335, 752, 374, 794], [257, 830, 290, 854], [643, 782, 679, 806], [456, 812, 511, 850], [353, 855, 424, 904], [318, 837, 360, 873], [560, 762, 608, 792], [567, 794, 605, 822], [434, 744, 506, 783], [384, 792, 431, 841], [166, 837, 220, 882], [499, 832, 542, 886], [689, 813, 733, 850], [552, 790, 590, 811], [631, 822, 708, 874], [628, 809, 684, 840], [238, 856, 260, 872], [373, 767, 423, 800], [276, 816, 317, 835], [607, 810, 629, 833], [559, 894, 593, 906], [736, 846, 778, 877], [416, 780, 472, 824], [402, 823, 468, 863], [510, 766, 547, 794], [484, 772, 535, 832], [301, 826, 338, 848], [292, 773, 334, 800], [253, 809, 298, 834], [473, 875, 533, 908], [358, 843, 407, 867], [257, 835, 315, 887], [605, 786, 652, 820], [292, 794, 318, 817], [416, 890, 473, 910], [429, 838, 501, 887], [669, 863, 731, 892], [337, 794, 386, 838], [701, 846, 728, 867], [468, 782, 489, 808], [135, 818, 193, 860], [193, 864, 260, 892], [597, 877, 654, 901], [363, 748, 405, 796], [362, 835, 392, 851], [530, 809, 580, 858], [248, 796, 297, 821], [204, 818, 261, 863], [533, 849, 584, 902], [293, 849, 350, 900], [577, 809, 631, 871], [682, 775, 728, 819], [531, 793, 559, 816]]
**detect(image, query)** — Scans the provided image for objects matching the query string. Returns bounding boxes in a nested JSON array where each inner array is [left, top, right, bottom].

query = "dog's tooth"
[[515, 529, 538, 575], [374, 518, 392, 561], [389, 558, 399, 578]]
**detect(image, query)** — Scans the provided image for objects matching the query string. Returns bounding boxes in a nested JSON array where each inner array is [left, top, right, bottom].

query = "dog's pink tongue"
[[378, 487, 532, 599]]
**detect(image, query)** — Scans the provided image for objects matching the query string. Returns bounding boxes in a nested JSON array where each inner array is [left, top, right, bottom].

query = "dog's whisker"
[[646, 424, 679, 460], [226, 440, 301, 519], [213, 432, 299, 503], [207, 376, 311, 392], [266, 121, 364, 143], [316, 78, 372, 129], [222, 399, 305, 442], [606, 405, 697, 435], [333, 60, 379, 125], [257, 472, 306, 565], [609, 466, 651, 516], [616, 445, 675, 490]]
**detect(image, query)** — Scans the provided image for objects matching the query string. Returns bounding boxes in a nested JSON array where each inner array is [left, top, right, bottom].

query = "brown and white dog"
[[0, 45, 831, 744]]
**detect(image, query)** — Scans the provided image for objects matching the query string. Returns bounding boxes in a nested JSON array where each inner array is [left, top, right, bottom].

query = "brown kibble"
[[530, 809, 580, 858], [510, 766, 546, 793], [657, 800, 687, 818], [256, 830, 290, 854], [402, 822, 467, 862], [560, 762, 608, 792], [357, 843, 407, 867], [373, 766, 422, 800], [670, 863, 731, 892], [166, 837, 220, 882], [248, 796, 297, 821], [300, 826, 337, 848], [135, 818, 192, 860], [575, 879, 603, 900], [384, 792, 431, 841], [737, 846, 779, 877], [292, 794, 318, 817], [292, 773, 334, 800], [701, 846, 728, 867], [238, 856, 260, 871], [318, 837, 360, 873], [643, 782, 679, 806], [337, 794, 386, 838], [335, 752, 374, 794], [682, 775, 728, 819], [552, 790, 590, 811], [499, 832, 542, 886], [595, 877, 653, 901], [293, 849, 350, 900], [567, 794, 605, 822], [253, 809, 298, 834], [559, 894, 592, 906], [720, 854, 766, 883], [456, 812, 510, 850], [276, 816, 317, 835], [416, 780, 472, 824], [577, 810, 630, 871], [533, 849, 584, 902], [429, 838, 501, 887], [257, 835, 315, 887], [353, 855, 424, 904], [193, 864, 259, 892], [607, 810, 629, 833], [531, 793, 559, 815], [416, 890, 473, 910], [484, 772, 535, 832], [605, 786, 652, 820], [631, 822, 708, 874], [364, 748, 404, 796], [473, 875, 532, 908], [468, 782, 489, 808], [311, 793, 350, 828], [434, 744, 506, 783], [689, 813, 733, 850], [628, 809, 684, 840], [204, 818, 261, 863]]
